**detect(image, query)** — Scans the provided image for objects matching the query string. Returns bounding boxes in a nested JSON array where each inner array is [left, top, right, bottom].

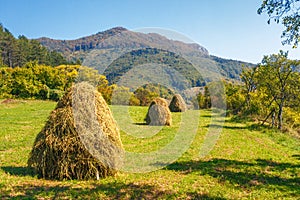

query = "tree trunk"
[[8, 51, 13, 68], [272, 111, 276, 128], [278, 102, 283, 130]]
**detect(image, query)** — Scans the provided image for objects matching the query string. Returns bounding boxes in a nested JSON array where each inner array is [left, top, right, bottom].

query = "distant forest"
[[0, 24, 73, 68]]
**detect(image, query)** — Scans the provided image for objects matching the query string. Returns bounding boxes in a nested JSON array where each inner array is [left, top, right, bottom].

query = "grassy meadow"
[[0, 99, 299, 199]]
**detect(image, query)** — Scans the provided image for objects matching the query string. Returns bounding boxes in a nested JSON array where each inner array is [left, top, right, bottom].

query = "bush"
[[37, 85, 50, 100], [49, 89, 64, 101], [284, 107, 300, 128]]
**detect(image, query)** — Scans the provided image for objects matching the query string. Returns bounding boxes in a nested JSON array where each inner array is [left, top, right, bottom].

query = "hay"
[[145, 97, 172, 126], [169, 94, 187, 112], [1, 98, 16, 104], [28, 82, 124, 180]]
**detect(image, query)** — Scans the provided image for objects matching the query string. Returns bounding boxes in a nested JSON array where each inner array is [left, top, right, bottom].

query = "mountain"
[[36, 27, 254, 89], [37, 27, 128, 60]]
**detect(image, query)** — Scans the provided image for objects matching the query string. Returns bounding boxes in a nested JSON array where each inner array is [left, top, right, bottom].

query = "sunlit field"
[[0, 100, 299, 199]]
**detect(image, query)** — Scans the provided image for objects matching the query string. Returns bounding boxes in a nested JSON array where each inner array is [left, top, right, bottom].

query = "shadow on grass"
[[225, 115, 274, 131], [133, 122, 148, 125], [1, 166, 35, 177], [0, 167, 225, 199], [166, 158, 300, 193], [203, 123, 271, 132], [200, 114, 212, 118], [0, 181, 225, 199], [292, 154, 300, 160], [203, 124, 247, 130], [228, 115, 252, 123], [0, 184, 71, 199]]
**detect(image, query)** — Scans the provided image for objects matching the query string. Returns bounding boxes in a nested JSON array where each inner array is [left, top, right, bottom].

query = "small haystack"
[[1, 98, 16, 104], [28, 82, 124, 180], [169, 94, 187, 112], [145, 97, 172, 126]]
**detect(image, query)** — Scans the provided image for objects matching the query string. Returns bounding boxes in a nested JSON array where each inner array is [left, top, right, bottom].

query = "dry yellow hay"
[[169, 94, 187, 112], [145, 97, 172, 126], [28, 82, 124, 180]]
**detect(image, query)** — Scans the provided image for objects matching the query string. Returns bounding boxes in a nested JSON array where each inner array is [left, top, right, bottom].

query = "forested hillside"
[[104, 48, 205, 89], [36, 27, 254, 83], [0, 24, 70, 68]]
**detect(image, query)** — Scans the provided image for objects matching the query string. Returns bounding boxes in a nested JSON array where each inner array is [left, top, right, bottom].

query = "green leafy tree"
[[0, 24, 70, 68], [55, 64, 115, 103], [0, 67, 13, 98], [0, 62, 114, 101], [0, 25, 17, 67], [203, 86, 211, 108], [196, 86, 211, 109], [257, 51, 300, 129], [206, 81, 226, 109], [241, 67, 257, 108], [132, 83, 174, 106], [142, 83, 174, 100], [258, 0, 300, 47], [197, 92, 206, 109], [242, 51, 300, 130], [111, 86, 140, 105], [129, 94, 140, 106], [225, 82, 246, 114], [134, 87, 159, 106]]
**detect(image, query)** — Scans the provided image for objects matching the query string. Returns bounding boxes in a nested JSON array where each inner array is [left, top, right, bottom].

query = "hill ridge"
[[36, 26, 209, 57], [35, 27, 254, 83]]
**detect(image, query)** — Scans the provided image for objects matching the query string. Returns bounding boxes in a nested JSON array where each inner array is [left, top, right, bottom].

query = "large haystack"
[[145, 97, 172, 126], [169, 94, 187, 112], [28, 82, 124, 180]]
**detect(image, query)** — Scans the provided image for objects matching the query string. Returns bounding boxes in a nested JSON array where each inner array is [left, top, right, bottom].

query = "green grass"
[[0, 100, 299, 199]]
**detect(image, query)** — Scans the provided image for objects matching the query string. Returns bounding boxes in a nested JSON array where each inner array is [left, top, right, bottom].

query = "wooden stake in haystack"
[[28, 82, 124, 180], [145, 97, 172, 126], [169, 94, 187, 112]]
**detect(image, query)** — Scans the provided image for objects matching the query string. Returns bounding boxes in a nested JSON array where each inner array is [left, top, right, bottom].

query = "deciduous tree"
[[258, 0, 300, 47], [242, 51, 300, 130]]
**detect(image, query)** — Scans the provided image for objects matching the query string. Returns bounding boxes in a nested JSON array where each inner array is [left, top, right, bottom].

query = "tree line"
[[0, 24, 72, 68], [0, 64, 97, 100], [1, 52, 299, 132], [0, 62, 175, 107], [196, 51, 300, 131]]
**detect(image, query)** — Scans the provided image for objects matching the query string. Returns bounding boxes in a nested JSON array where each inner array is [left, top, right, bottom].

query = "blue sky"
[[1, 0, 299, 63]]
